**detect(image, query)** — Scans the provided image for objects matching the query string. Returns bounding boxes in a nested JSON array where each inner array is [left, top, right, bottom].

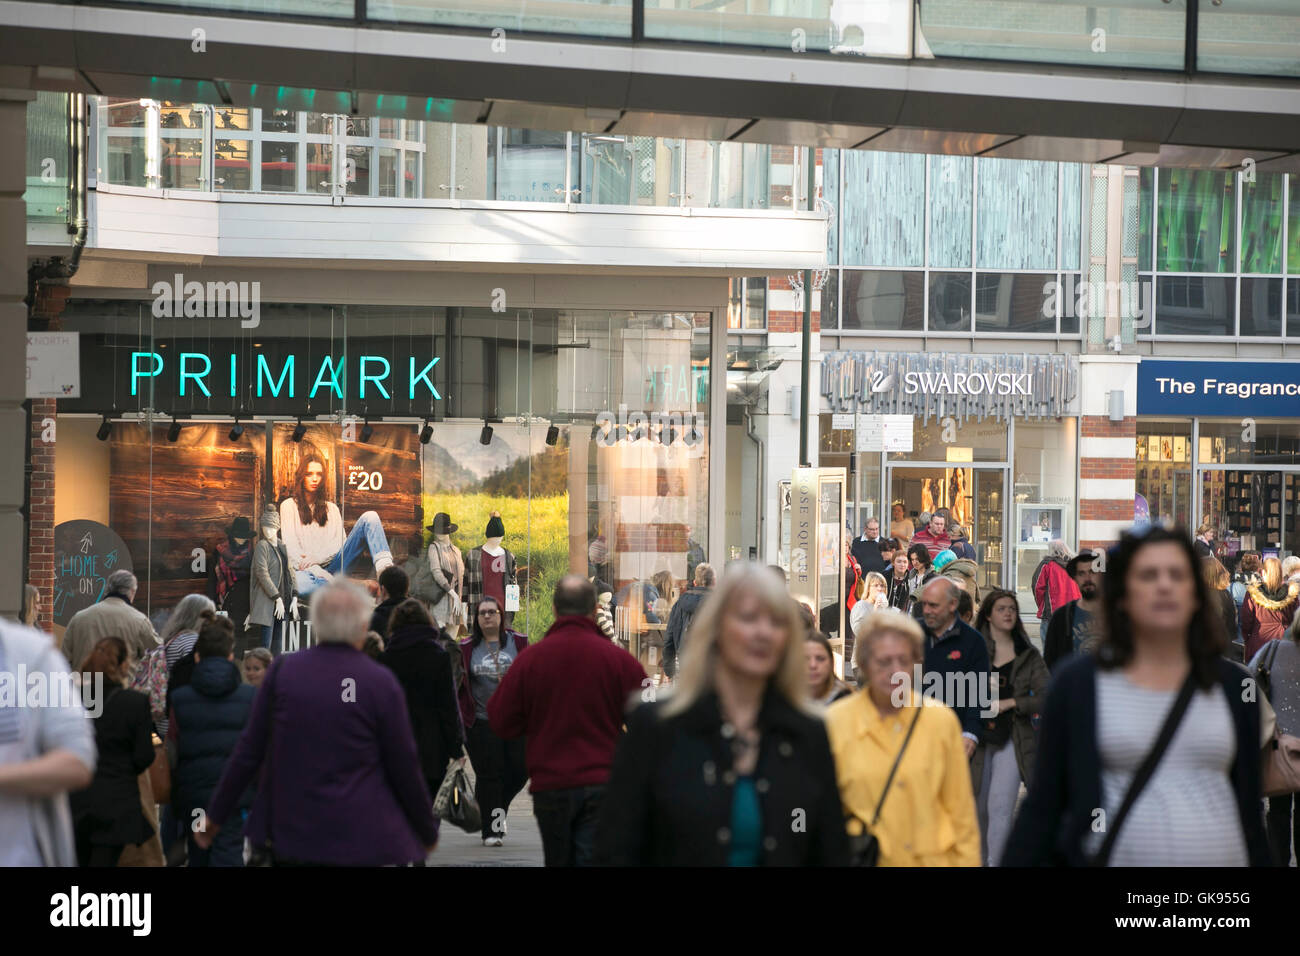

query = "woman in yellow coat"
[[825, 609, 981, 867]]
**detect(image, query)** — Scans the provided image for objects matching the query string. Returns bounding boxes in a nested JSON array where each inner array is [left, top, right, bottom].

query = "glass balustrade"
[[92, 99, 802, 211]]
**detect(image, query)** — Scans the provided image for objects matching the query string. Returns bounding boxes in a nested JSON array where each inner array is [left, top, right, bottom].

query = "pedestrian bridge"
[[3, 0, 1300, 169]]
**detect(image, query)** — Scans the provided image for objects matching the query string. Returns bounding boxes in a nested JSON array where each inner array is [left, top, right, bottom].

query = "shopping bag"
[[432, 756, 481, 834]]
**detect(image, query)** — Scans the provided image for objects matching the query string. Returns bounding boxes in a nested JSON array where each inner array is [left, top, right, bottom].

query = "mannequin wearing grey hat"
[[426, 513, 465, 631], [249, 503, 299, 656]]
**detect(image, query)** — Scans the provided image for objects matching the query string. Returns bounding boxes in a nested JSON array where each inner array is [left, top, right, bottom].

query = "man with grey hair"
[[197, 578, 438, 865], [662, 562, 715, 680], [62, 569, 157, 675], [919, 577, 990, 758]]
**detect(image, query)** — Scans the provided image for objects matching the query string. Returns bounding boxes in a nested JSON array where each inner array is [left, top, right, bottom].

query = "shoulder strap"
[[1093, 674, 1197, 866], [869, 705, 923, 825]]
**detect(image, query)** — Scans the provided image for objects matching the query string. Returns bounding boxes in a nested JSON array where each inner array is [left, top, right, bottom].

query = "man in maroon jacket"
[[488, 574, 646, 866]]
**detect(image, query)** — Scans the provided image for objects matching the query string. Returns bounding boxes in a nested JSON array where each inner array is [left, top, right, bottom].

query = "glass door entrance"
[[1199, 468, 1300, 561], [886, 464, 1007, 591]]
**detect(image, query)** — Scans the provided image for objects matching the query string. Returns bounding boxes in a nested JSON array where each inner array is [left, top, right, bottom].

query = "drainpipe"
[[745, 407, 765, 562]]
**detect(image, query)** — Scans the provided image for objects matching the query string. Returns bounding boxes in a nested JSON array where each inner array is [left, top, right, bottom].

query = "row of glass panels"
[[94, 100, 801, 209], [56, 2, 1300, 78]]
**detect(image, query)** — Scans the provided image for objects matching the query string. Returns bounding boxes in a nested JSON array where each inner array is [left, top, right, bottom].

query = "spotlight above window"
[[360, 419, 373, 443], [167, 419, 182, 443], [96, 415, 112, 442], [229, 419, 244, 441], [545, 425, 559, 446], [419, 420, 433, 445], [292, 419, 306, 443], [480, 423, 493, 445]]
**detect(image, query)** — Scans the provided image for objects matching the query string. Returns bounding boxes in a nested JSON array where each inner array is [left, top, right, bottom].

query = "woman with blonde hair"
[[1240, 556, 1300, 661], [824, 609, 980, 867], [596, 563, 849, 866]]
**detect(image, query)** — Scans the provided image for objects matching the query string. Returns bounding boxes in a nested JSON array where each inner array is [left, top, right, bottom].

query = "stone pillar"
[[0, 90, 35, 618], [1078, 355, 1140, 553]]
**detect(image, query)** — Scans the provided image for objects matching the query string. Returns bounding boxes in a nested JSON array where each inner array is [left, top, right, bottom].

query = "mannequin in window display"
[[247, 504, 299, 657], [465, 512, 518, 629], [426, 512, 466, 633], [210, 516, 254, 645], [921, 478, 935, 516], [279, 443, 394, 597]]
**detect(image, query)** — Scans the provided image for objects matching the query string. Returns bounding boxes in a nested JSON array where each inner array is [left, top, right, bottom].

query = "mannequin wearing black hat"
[[465, 512, 518, 628], [209, 515, 255, 650], [426, 512, 465, 631]]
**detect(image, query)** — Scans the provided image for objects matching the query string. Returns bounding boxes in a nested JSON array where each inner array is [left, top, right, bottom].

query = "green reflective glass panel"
[[1156, 169, 1235, 273], [1241, 172, 1285, 274]]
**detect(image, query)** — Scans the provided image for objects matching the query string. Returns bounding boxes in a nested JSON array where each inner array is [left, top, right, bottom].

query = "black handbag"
[[433, 754, 482, 835], [847, 706, 922, 867]]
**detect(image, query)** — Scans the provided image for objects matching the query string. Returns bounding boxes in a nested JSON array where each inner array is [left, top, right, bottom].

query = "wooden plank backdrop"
[[110, 423, 265, 617]]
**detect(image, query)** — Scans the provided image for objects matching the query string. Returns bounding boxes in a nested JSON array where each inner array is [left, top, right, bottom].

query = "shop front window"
[[889, 417, 1007, 463], [1012, 419, 1077, 616], [52, 302, 712, 663], [1135, 422, 1193, 530]]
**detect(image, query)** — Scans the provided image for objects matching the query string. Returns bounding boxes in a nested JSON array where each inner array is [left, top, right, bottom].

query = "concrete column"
[[0, 90, 35, 618], [1077, 355, 1140, 552]]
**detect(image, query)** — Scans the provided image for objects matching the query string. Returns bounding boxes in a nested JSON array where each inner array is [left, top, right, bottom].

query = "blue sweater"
[[170, 657, 256, 819]]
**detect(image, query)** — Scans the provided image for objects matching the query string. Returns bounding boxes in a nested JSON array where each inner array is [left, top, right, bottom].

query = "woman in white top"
[[889, 503, 914, 547], [280, 444, 394, 597]]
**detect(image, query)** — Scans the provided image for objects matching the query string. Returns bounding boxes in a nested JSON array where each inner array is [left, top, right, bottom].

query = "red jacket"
[[458, 629, 529, 731], [487, 615, 647, 792], [1240, 582, 1300, 662], [1033, 560, 1080, 620]]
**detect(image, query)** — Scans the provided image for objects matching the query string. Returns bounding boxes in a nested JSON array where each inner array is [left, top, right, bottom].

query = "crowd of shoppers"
[[6, 518, 1296, 870]]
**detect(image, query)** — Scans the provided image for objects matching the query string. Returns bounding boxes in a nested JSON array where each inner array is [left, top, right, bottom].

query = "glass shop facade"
[[48, 298, 713, 650], [1137, 358, 1300, 567], [818, 350, 1080, 617]]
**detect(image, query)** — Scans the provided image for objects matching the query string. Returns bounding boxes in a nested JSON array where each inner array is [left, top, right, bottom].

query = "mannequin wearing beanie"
[[466, 512, 518, 628]]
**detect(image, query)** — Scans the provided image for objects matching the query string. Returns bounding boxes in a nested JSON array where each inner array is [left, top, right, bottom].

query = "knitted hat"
[[258, 505, 280, 531], [485, 512, 505, 538], [932, 549, 958, 572], [588, 536, 609, 566]]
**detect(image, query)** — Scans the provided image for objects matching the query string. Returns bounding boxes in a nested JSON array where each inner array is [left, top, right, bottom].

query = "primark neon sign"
[[129, 350, 442, 401]]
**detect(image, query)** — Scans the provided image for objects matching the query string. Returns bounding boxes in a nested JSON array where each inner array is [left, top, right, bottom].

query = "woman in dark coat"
[[70, 637, 156, 866], [596, 564, 849, 867], [1004, 528, 1272, 867], [381, 599, 464, 800]]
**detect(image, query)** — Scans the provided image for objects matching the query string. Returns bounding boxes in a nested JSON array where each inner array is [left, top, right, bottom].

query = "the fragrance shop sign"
[[1138, 360, 1300, 417], [822, 351, 1077, 422]]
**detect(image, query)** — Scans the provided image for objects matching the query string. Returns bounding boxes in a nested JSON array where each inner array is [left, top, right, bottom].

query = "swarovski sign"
[[901, 370, 1032, 397], [823, 351, 1077, 423]]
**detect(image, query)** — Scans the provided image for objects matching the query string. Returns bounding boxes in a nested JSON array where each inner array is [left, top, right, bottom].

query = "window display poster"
[[819, 523, 840, 575], [1019, 505, 1064, 543]]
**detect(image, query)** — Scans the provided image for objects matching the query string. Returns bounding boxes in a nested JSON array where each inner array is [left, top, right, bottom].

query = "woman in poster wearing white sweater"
[[279, 444, 394, 596]]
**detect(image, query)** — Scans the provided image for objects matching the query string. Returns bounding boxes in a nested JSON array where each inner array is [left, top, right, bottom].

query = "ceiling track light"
[[96, 415, 112, 442], [360, 418, 374, 443], [167, 418, 182, 443], [291, 419, 306, 443], [419, 420, 434, 445], [545, 424, 559, 446], [229, 418, 244, 441], [479, 422, 494, 445]]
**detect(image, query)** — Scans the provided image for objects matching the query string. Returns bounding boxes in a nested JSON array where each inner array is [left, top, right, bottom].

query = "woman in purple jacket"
[[196, 579, 438, 866]]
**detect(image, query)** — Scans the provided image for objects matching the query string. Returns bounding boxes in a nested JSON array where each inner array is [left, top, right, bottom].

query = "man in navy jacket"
[[169, 617, 255, 867], [918, 577, 991, 757]]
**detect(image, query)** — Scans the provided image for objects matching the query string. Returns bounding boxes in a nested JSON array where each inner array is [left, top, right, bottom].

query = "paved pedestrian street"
[[427, 770, 543, 867]]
